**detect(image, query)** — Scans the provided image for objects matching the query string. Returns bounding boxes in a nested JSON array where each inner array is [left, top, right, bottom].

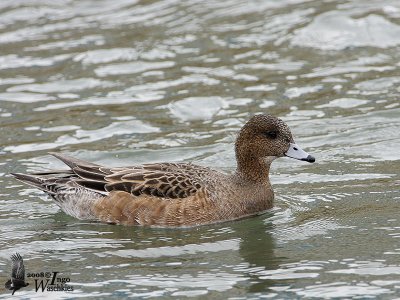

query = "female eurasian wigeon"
[[12, 114, 315, 227]]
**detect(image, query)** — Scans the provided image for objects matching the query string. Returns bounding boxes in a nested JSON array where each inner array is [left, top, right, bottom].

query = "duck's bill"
[[285, 143, 315, 163]]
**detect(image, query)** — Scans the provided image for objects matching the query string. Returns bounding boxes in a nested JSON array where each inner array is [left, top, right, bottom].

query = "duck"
[[12, 114, 315, 227]]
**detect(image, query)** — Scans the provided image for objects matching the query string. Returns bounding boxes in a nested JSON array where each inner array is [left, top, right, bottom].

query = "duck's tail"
[[12, 170, 103, 220], [11, 171, 74, 195], [12, 173, 52, 194]]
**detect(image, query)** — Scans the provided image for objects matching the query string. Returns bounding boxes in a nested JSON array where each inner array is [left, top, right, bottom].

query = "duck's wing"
[[10, 253, 25, 281], [49, 153, 208, 199], [102, 163, 207, 199]]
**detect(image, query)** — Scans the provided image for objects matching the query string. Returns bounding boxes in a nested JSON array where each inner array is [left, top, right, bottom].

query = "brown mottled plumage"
[[11, 114, 315, 227]]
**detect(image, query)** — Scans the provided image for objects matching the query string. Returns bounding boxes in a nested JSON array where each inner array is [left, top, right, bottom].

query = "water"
[[1, 0, 400, 298]]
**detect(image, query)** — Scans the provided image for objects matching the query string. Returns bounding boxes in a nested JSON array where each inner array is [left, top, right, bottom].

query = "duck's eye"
[[264, 131, 277, 139]]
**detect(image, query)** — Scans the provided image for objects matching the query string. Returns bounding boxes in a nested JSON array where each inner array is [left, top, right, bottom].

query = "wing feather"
[[44, 153, 212, 199], [103, 166, 207, 199]]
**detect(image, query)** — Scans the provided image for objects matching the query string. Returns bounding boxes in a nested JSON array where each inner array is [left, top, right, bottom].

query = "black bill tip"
[[301, 155, 315, 163]]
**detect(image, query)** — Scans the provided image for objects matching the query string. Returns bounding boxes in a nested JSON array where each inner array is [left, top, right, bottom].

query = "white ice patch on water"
[[291, 12, 400, 50], [168, 97, 229, 122], [316, 98, 369, 109]]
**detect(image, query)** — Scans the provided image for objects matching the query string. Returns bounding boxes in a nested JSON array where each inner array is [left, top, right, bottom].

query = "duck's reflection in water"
[[233, 214, 285, 293], [48, 212, 283, 295]]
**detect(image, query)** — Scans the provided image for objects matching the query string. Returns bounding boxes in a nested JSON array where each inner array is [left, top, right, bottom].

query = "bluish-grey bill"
[[285, 143, 315, 163]]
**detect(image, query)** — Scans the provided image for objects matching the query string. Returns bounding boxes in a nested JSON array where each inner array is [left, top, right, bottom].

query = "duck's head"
[[235, 114, 315, 178]]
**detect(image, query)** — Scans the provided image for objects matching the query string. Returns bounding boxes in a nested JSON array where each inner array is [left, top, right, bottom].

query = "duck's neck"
[[235, 154, 273, 183]]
